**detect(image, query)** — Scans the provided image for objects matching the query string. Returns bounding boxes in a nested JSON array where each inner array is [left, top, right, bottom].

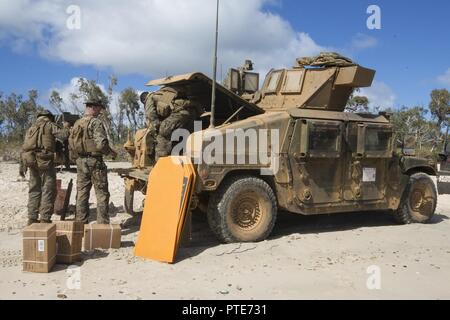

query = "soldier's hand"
[[63, 121, 71, 128]]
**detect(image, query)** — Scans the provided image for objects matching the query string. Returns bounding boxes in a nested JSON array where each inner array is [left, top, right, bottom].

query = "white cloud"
[[437, 68, 450, 87], [0, 0, 329, 79], [360, 81, 397, 110], [350, 33, 378, 51]]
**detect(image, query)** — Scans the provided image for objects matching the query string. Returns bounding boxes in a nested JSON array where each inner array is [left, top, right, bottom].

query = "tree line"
[[0, 76, 145, 149], [347, 89, 449, 157], [0, 75, 449, 158]]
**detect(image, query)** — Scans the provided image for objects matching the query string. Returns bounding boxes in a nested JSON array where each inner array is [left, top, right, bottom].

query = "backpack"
[[69, 116, 96, 159], [22, 123, 44, 152], [23, 119, 56, 153], [22, 120, 56, 169]]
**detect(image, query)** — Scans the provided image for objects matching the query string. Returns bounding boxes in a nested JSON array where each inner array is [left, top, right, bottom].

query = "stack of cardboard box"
[[23, 224, 56, 273], [84, 224, 122, 251], [55, 221, 84, 264], [23, 222, 122, 273]]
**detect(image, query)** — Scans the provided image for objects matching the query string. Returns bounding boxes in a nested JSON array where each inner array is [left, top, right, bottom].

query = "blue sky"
[[0, 0, 448, 111], [276, 0, 450, 107]]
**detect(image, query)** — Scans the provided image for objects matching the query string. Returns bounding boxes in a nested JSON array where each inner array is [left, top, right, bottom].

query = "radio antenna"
[[209, 0, 220, 129]]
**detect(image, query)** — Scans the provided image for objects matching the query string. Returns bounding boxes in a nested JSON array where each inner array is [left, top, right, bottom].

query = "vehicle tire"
[[207, 176, 278, 243], [394, 173, 437, 224]]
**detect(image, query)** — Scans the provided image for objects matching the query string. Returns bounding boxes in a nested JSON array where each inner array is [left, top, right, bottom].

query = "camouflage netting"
[[295, 52, 355, 68]]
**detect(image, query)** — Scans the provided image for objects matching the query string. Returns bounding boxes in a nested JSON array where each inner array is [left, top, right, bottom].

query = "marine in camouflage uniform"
[[144, 86, 203, 162], [23, 110, 70, 225], [74, 100, 117, 225]]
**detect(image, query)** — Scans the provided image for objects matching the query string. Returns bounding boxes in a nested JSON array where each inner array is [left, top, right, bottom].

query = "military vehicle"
[[120, 53, 441, 243], [437, 132, 450, 195]]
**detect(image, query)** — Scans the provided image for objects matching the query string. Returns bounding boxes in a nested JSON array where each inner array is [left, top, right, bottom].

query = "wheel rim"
[[409, 182, 434, 218], [230, 192, 264, 232]]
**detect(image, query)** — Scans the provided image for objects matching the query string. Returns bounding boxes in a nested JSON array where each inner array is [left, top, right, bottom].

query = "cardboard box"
[[84, 224, 121, 251], [55, 221, 84, 264], [23, 224, 56, 273]]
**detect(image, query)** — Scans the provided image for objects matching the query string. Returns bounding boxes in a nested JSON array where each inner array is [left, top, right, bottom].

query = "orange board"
[[134, 156, 196, 263]]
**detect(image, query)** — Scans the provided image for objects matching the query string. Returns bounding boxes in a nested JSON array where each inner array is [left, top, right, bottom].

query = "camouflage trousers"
[[75, 157, 110, 224], [28, 166, 57, 221], [155, 108, 198, 161]]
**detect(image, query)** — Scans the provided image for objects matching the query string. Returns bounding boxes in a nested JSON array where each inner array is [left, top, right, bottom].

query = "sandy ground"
[[0, 162, 449, 300]]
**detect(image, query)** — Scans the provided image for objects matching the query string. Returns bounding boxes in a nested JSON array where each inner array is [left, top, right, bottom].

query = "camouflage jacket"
[[85, 116, 115, 156], [145, 92, 161, 131], [22, 116, 70, 154], [145, 87, 204, 130], [36, 116, 70, 142]]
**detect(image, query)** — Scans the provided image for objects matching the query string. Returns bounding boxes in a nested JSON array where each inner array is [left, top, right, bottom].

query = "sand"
[[0, 162, 449, 300]]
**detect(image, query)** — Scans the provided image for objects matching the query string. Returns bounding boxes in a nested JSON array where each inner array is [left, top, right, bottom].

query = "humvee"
[[437, 139, 450, 195], [120, 53, 440, 243]]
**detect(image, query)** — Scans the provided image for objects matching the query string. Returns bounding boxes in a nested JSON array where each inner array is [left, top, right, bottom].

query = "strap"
[[88, 221, 96, 251], [23, 255, 56, 265], [109, 224, 114, 248], [57, 230, 84, 235], [87, 222, 114, 250], [38, 121, 50, 151], [23, 231, 56, 240], [57, 253, 81, 258]]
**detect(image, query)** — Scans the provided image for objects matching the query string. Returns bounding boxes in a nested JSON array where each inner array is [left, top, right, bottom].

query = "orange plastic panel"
[[134, 156, 196, 263]]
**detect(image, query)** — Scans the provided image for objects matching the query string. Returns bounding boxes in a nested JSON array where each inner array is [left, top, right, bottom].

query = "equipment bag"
[[69, 117, 95, 159], [22, 124, 42, 152]]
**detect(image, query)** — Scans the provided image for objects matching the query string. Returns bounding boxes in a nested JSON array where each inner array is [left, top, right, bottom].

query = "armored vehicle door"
[[289, 119, 344, 207], [344, 122, 393, 202], [437, 144, 450, 194]]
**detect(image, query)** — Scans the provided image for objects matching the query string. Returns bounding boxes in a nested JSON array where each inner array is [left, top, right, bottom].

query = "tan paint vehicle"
[[120, 55, 440, 244]]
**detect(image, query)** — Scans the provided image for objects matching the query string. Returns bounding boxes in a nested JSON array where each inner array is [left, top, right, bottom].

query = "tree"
[[75, 78, 109, 106], [107, 75, 118, 106], [0, 90, 42, 142], [0, 92, 5, 134], [105, 75, 118, 141], [429, 89, 450, 129], [346, 90, 370, 113], [346, 95, 369, 113], [49, 90, 65, 114], [68, 78, 109, 115], [429, 89, 450, 149], [137, 110, 145, 129], [16, 90, 42, 136], [68, 78, 116, 140], [390, 106, 437, 155], [119, 88, 140, 131]]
